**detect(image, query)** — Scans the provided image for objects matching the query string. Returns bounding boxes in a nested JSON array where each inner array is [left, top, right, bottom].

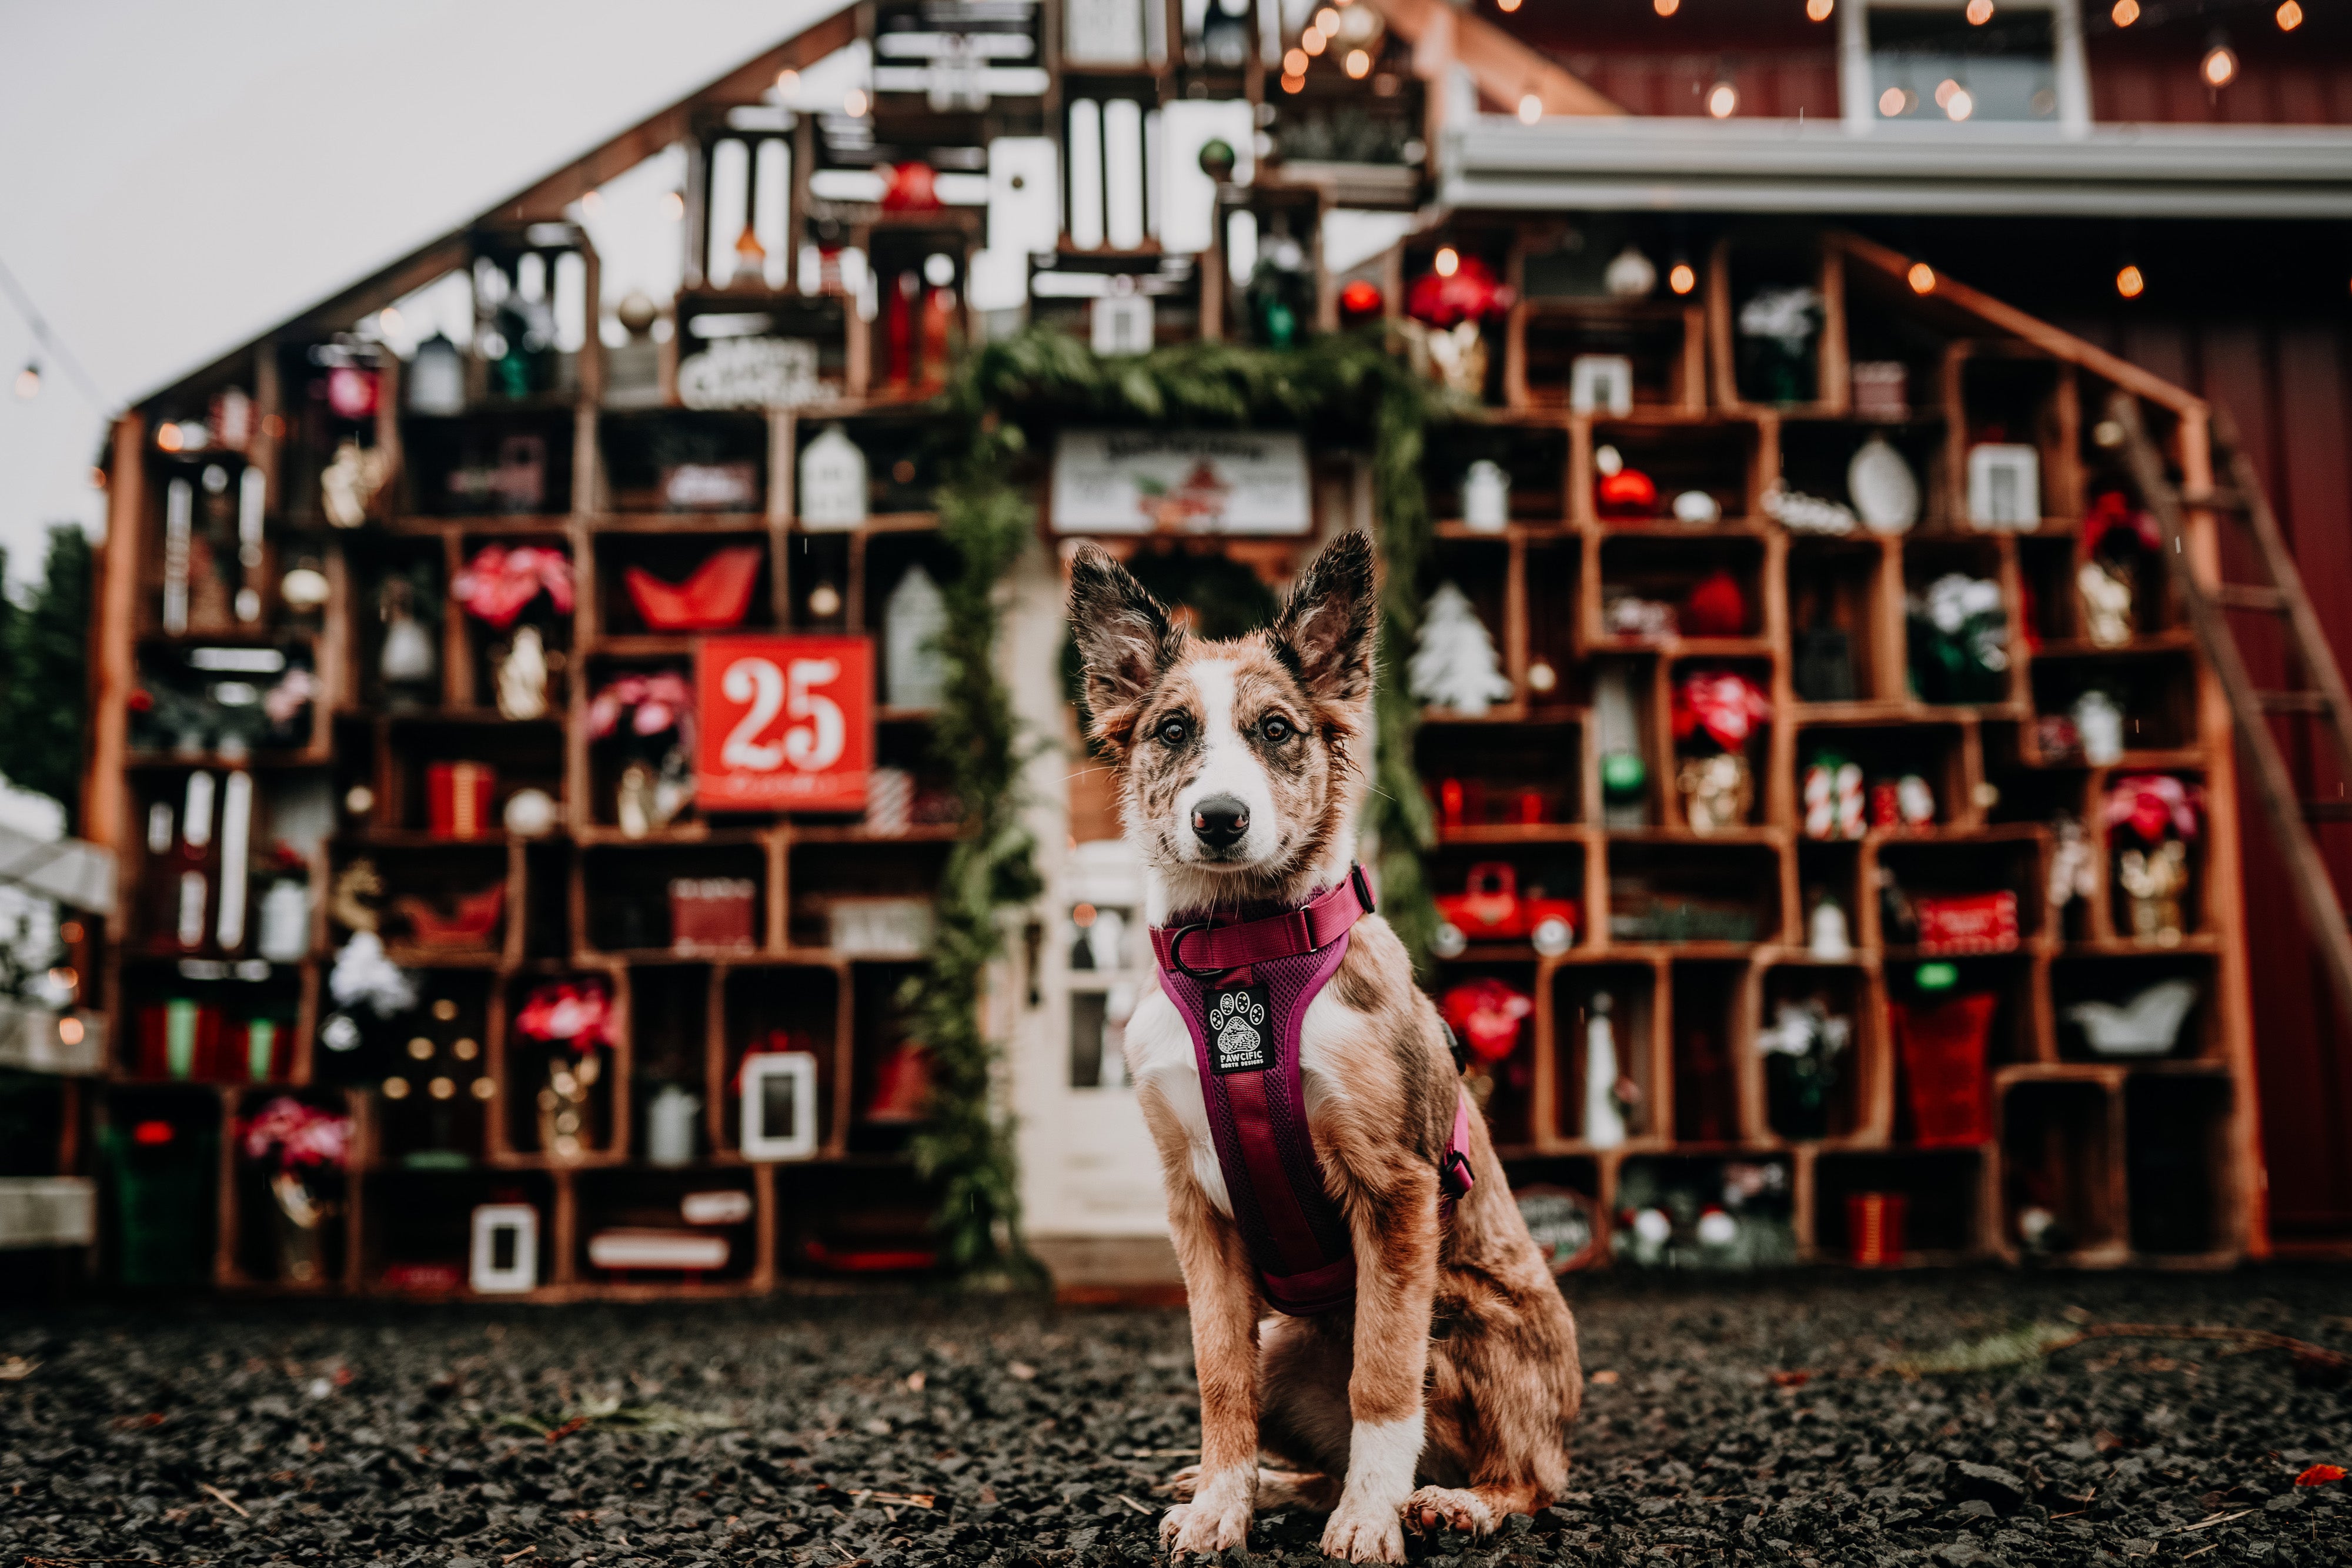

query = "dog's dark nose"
[[1191, 795, 1251, 849]]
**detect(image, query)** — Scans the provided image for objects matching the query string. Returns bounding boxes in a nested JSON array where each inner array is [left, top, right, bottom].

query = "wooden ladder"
[[2109, 392, 2352, 1032]]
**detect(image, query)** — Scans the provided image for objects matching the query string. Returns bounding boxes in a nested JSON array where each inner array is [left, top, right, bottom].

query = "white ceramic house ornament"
[[1462, 460, 1511, 532], [884, 563, 950, 708], [799, 425, 868, 529], [1569, 354, 1635, 416], [1967, 443, 2042, 531]]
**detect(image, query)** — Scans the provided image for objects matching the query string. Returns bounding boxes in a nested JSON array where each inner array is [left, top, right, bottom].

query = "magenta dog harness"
[[1150, 865, 1475, 1316]]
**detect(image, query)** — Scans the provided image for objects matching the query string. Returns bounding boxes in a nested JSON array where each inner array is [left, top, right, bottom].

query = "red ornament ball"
[[1339, 278, 1383, 316]]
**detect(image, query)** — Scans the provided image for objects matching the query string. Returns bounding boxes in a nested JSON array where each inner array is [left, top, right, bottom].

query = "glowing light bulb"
[[1879, 85, 1908, 116], [1668, 262, 1696, 295], [1807, 0, 1834, 18], [1499, 0, 1522, 9], [776, 68, 800, 91], [1908, 262, 1936, 294], [12, 363, 37, 400], [1434, 247, 1460, 278], [1346, 48, 1371, 77], [1708, 81, 1738, 117], [1966, 0, 1993, 21], [2113, 0, 2138, 22], [1281, 71, 1305, 92], [1284, 46, 1308, 74], [1655, 0, 1679, 14], [1946, 87, 1975, 120], [2278, 1, 2303, 28], [2202, 42, 2238, 86], [579, 189, 604, 216], [2116, 265, 2146, 299], [1302, 27, 1327, 54], [1518, 93, 1543, 123], [843, 86, 870, 116], [1315, 6, 1339, 30], [1935, 78, 1960, 108]]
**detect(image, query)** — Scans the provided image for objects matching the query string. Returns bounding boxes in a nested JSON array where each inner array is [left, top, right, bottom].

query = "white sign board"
[[1051, 429, 1312, 535]]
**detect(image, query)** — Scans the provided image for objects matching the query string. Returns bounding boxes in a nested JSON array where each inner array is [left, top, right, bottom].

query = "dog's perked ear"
[[1069, 544, 1183, 750], [1269, 530, 1377, 711]]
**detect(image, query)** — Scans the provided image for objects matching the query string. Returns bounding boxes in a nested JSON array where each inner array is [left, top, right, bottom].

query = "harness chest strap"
[[1150, 865, 1476, 1318]]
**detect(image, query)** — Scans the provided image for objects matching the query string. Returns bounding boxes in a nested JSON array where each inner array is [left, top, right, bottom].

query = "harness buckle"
[[1439, 1146, 1474, 1201], [1350, 861, 1377, 915], [1166, 922, 1227, 983]]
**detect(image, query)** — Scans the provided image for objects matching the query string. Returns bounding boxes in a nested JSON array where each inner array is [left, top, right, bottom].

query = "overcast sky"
[[0, 0, 844, 583]]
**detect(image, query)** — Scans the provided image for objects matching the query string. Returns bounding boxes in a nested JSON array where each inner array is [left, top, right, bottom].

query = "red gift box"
[[670, 877, 756, 950], [1915, 890, 2018, 954], [139, 1001, 223, 1080], [1891, 992, 1997, 1148], [427, 762, 497, 840]]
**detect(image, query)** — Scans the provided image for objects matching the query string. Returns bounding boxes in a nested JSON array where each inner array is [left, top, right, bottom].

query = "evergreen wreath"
[[907, 325, 1452, 1278]]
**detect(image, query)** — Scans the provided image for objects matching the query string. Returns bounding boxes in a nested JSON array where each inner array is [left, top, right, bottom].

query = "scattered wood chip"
[[2170, 1509, 2253, 1534], [1589, 1370, 1619, 1385], [543, 1416, 589, 1443], [1006, 1362, 1037, 1380], [500, 1548, 538, 1564], [198, 1483, 249, 1519], [1117, 1495, 1155, 1516], [846, 1489, 934, 1509], [1769, 1370, 1812, 1388], [2294, 1463, 2346, 1486], [0, 1355, 38, 1380]]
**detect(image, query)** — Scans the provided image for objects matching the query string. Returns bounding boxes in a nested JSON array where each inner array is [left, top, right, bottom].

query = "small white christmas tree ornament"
[[1409, 581, 1513, 716]]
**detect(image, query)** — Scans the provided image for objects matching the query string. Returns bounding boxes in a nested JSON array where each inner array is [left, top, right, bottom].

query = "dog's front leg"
[[1160, 1183, 1261, 1559], [1320, 1169, 1439, 1564]]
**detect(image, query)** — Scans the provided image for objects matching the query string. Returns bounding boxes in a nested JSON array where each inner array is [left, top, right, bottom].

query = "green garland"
[[907, 325, 1450, 1276]]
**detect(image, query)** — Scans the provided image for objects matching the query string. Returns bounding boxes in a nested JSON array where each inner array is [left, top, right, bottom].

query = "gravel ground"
[[4, 1269, 2349, 1567]]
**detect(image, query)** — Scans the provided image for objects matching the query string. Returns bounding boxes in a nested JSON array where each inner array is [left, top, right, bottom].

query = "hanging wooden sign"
[[696, 636, 873, 811], [1049, 429, 1312, 535]]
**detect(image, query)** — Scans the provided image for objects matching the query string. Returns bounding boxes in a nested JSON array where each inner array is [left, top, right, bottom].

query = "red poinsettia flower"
[[1441, 977, 1534, 1064], [1672, 670, 1770, 752], [2103, 773, 2203, 844], [514, 979, 616, 1048]]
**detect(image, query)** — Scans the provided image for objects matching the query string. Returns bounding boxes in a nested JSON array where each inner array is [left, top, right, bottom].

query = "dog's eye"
[[1260, 715, 1294, 743], [1157, 716, 1191, 745]]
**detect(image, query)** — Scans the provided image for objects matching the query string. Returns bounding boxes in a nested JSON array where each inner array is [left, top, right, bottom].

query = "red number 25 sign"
[[696, 637, 872, 812]]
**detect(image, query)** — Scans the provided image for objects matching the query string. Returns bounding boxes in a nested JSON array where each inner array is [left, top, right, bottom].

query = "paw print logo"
[[1210, 989, 1268, 1068]]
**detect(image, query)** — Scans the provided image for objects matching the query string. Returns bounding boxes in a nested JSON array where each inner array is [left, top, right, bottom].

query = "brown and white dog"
[[1068, 532, 1582, 1564]]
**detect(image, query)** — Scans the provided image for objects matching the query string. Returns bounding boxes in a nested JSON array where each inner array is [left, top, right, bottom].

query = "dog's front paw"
[[1160, 1473, 1251, 1560], [1404, 1485, 1498, 1537], [1318, 1497, 1407, 1564]]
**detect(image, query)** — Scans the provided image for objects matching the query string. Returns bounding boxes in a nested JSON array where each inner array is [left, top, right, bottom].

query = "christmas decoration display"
[[623, 546, 762, 631], [1966, 442, 2042, 529], [425, 761, 497, 840], [1430, 864, 1577, 957], [1605, 245, 1658, 297], [395, 882, 505, 949], [863, 1040, 934, 1122], [502, 788, 559, 838], [377, 576, 437, 694], [514, 978, 615, 1162], [1461, 459, 1510, 531], [1677, 753, 1751, 834], [2065, 978, 2200, 1058], [1406, 251, 1512, 328], [1802, 755, 1866, 841], [319, 439, 389, 528], [740, 1049, 819, 1159], [1613, 1160, 1795, 1271], [1892, 991, 1996, 1146], [2109, 773, 2201, 945], [1915, 891, 2021, 954], [1672, 670, 1768, 832], [589, 671, 696, 837], [239, 1096, 352, 1285], [1907, 573, 2009, 704], [1409, 582, 1513, 715], [1757, 995, 1850, 1140], [469, 1204, 539, 1294], [1580, 991, 1629, 1148], [1594, 664, 1649, 827], [1849, 361, 1909, 421], [1735, 286, 1821, 404], [1569, 354, 1635, 416], [670, 877, 756, 950], [1847, 434, 1920, 534], [2048, 812, 2098, 910], [1593, 444, 1659, 519], [828, 895, 938, 956], [2080, 489, 2160, 645], [2073, 688, 2126, 764], [1443, 977, 1534, 1109], [1603, 592, 1676, 641], [1763, 480, 1856, 535]]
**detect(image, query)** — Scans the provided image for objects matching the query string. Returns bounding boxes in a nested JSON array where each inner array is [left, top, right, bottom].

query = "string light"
[[775, 67, 799, 91], [2116, 264, 2146, 299], [1655, 0, 1679, 14], [2112, 0, 2137, 22], [1908, 262, 1936, 294], [1345, 48, 1371, 77], [1282, 71, 1305, 92], [2278, 1, 2303, 28], [2202, 37, 2239, 87], [0, 252, 112, 413], [1946, 86, 1976, 120], [1880, 85, 1910, 116], [1434, 247, 1461, 278], [1499, 0, 1522, 9], [1302, 26, 1327, 54], [1314, 5, 1339, 30], [1668, 262, 1696, 295], [1806, 0, 1834, 18], [660, 190, 686, 220], [843, 86, 869, 116], [1966, 0, 1993, 22], [1284, 46, 1308, 74], [1518, 93, 1543, 123], [1708, 80, 1739, 117], [13, 362, 37, 400]]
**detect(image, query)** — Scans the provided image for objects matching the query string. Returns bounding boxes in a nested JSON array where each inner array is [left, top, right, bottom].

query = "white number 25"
[[720, 656, 845, 773]]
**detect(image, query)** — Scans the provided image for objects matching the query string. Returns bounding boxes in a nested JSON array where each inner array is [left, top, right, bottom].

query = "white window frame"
[[1840, 0, 2091, 136]]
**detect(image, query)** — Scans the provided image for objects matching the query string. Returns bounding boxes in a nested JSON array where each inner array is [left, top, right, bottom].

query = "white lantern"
[[798, 424, 868, 529], [884, 564, 950, 708]]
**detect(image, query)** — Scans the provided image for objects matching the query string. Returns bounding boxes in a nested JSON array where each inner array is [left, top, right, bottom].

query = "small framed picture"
[[741, 1050, 820, 1161], [1569, 354, 1635, 416], [469, 1203, 539, 1295], [1967, 443, 2042, 530]]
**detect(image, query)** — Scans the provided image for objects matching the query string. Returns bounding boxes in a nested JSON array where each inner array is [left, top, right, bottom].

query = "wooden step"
[[2213, 583, 2285, 613]]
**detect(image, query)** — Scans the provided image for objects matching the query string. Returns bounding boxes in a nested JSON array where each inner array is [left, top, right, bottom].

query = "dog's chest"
[[1125, 983, 1360, 1219]]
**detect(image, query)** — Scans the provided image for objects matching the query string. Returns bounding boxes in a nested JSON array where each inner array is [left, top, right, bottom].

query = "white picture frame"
[[1569, 354, 1635, 416], [469, 1203, 539, 1295], [1967, 443, 2042, 530], [741, 1050, 820, 1161]]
